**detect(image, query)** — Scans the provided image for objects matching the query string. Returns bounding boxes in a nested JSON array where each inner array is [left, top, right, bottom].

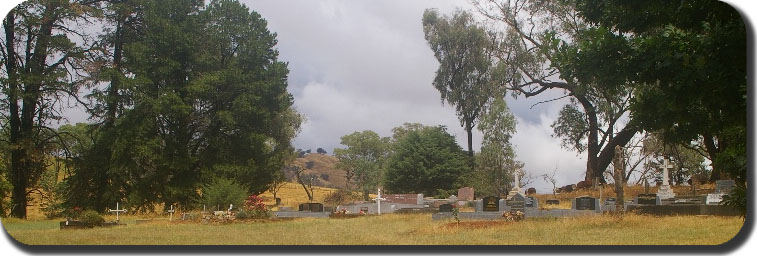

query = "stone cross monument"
[[656, 158, 676, 199], [108, 202, 127, 222], [374, 188, 387, 215]]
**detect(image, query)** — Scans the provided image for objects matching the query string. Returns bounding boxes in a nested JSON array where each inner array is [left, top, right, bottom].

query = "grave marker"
[[656, 158, 676, 199], [374, 188, 387, 215], [439, 203, 454, 212], [715, 180, 736, 194], [108, 202, 127, 221], [458, 187, 474, 201], [506, 194, 526, 212], [482, 196, 500, 212], [167, 205, 175, 221], [572, 196, 597, 211]]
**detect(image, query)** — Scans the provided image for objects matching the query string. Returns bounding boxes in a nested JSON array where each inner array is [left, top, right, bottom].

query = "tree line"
[[422, 0, 745, 197], [0, 0, 302, 218]]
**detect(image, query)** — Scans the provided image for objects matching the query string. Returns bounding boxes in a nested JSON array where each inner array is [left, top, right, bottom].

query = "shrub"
[[240, 195, 270, 219], [201, 178, 248, 210], [324, 189, 359, 206], [79, 210, 105, 226], [502, 211, 524, 222], [723, 184, 747, 218]]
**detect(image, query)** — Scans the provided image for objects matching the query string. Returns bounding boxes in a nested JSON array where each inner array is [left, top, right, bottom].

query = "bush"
[[324, 189, 359, 206], [201, 178, 248, 210], [723, 184, 747, 217], [239, 195, 270, 219], [79, 210, 105, 226]]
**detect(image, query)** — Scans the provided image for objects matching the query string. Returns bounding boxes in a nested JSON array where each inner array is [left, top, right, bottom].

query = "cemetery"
[[0, 0, 747, 248]]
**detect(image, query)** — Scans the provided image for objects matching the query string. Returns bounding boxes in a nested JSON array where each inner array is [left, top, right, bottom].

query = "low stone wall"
[[626, 204, 740, 216], [432, 209, 600, 221], [273, 211, 331, 218]]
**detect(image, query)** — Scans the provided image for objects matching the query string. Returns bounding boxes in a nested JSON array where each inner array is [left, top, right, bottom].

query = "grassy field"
[[2, 214, 743, 245]]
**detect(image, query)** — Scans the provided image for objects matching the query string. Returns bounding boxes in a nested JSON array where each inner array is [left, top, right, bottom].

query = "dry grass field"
[[2, 214, 744, 245]]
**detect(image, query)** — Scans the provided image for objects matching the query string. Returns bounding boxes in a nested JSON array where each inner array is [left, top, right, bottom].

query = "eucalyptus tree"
[[334, 130, 390, 200], [422, 9, 496, 157], [475, 97, 522, 196], [474, 0, 640, 183]]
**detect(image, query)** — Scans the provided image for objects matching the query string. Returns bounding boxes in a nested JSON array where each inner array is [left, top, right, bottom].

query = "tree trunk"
[[465, 120, 473, 157]]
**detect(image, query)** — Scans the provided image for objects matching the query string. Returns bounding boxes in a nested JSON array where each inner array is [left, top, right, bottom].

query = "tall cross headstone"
[[167, 205, 175, 221], [108, 202, 127, 222], [656, 158, 676, 199], [374, 188, 387, 215]]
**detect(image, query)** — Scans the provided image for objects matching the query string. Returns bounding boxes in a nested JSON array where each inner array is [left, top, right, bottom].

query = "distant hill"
[[286, 153, 347, 189]]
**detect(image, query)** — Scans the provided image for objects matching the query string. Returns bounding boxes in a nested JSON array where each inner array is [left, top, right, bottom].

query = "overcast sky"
[[1, 0, 754, 194], [242, 0, 586, 193]]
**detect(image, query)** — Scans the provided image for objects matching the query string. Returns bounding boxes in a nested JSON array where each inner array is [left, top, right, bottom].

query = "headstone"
[[613, 145, 625, 212], [506, 194, 526, 212], [644, 180, 650, 194], [299, 203, 324, 212], [525, 196, 538, 208], [373, 188, 387, 215], [108, 202, 127, 221], [656, 158, 676, 199], [458, 187, 474, 201], [572, 196, 597, 211], [604, 197, 617, 206], [448, 195, 458, 203], [635, 194, 658, 205], [715, 180, 736, 194], [546, 199, 560, 205], [384, 194, 423, 204], [482, 196, 501, 212], [167, 205, 175, 221], [706, 193, 725, 205], [439, 203, 454, 212]]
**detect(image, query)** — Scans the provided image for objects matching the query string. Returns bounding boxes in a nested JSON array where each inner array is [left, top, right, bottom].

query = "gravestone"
[[458, 187, 474, 201], [448, 195, 458, 203], [506, 194, 526, 212], [644, 180, 650, 194], [545, 199, 560, 205], [439, 203, 454, 212], [299, 203, 324, 212], [107, 202, 127, 221], [572, 196, 597, 211], [706, 193, 725, 205], [605, 197, 617, 206], [525, 196, 538, 208], [482, 196, 501, 212], [635, 194, 658, 205], [715, 180, 736, 194], [656, 158, 676, 199]]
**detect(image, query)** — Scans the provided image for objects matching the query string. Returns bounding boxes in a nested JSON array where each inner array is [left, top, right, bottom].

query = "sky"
[[0, 0, 753, 194], [242, 0, 585, 193]]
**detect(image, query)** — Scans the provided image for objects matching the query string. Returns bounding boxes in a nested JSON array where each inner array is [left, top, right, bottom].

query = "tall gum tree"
[[474, 0, 640, 183], [422, 9, 496, 157]]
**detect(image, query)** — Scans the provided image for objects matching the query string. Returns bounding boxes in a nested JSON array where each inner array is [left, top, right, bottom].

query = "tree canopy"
[[383, 125, 468, 196], [333, 130, 390, 200]]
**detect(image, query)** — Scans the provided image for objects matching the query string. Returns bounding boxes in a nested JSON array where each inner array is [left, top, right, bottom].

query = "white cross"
[[167, 205, 175, 221], [660, 158, 674, 186], [374, 188, 387, 215], [228, 204, 233, 213], [108, 202, 127, 221]]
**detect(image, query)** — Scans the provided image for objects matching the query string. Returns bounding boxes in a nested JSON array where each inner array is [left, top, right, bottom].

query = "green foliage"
[[573, 0, 746, 182], [79, 210, 105, 226], [475, 98, 522, 196], [422, 9, 495, 154], [384, 125, 468, 196], [63, 0, 302, 210], [722, 184, 746, 218], [201, 178, 248, 210], [334, 130, 390, 200]]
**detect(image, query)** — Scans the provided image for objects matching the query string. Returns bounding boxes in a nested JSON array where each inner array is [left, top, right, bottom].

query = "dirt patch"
[[441, 220, 505, 229]]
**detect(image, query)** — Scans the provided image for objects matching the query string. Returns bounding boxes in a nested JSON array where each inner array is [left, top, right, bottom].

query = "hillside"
[[289, 153, 347, 189]]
